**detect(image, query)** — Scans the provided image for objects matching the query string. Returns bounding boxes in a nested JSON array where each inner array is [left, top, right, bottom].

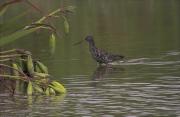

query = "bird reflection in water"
[[90, 65, 125, 87], [91, 65, 125, 81]]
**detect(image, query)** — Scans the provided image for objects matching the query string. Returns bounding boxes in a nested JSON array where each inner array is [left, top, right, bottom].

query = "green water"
[[1, 0, 180, 116]]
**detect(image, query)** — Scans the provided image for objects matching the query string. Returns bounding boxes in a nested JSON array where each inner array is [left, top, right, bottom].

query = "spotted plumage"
[[85, 35, 124, 64]]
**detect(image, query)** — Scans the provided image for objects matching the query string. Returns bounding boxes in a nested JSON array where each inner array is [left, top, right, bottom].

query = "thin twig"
[[24, 23, 56, 33], [0, 49, 16, 54], [0, 0, 23, 9], [37, 8, 62, 23], [0, 64, 29, 81], [0, 49, 30, 55], [0, 58, 12, 62], [0, 54, 23, 58], [25, 0, 43, 14], [0, 74, 28, 81]]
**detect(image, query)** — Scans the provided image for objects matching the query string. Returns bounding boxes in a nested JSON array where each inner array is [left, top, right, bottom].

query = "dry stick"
[[0, 49, 17, 54], [0, 64, 30, 81], [0, 74, 28, 81], [0, 48, 30, 56], [0, 50, 30, 62], [25, 23, 56, 33], [0, 58, 12, 62], [23, 8, 63, 35], [0, 54, 23, 58], [25, 0, 43, 14], [37, 8, 63, 36], [25, 0, 58, 34], [0, 0, 23, 9], [37, 8, 62, 23]]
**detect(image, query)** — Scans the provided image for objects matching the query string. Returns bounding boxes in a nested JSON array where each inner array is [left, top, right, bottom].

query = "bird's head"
[[85, 35, 95, 45], [85, 35, 93, 42]]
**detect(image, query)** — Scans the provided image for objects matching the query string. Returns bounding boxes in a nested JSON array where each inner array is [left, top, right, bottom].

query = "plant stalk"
[[0, 74, 28, 81]]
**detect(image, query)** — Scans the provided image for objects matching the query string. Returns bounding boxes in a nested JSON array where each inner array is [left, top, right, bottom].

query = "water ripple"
[[1, 51, 180, 116]]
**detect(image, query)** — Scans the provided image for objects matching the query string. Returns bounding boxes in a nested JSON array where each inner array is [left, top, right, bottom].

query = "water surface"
[[0, 0, 180, 116]]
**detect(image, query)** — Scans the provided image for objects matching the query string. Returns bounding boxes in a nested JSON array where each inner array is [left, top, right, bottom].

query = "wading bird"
[[85, 35, 124, 65]]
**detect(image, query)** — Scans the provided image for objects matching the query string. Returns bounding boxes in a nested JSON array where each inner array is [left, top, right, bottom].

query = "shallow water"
[[1, 51, 180, 117], [1, 0, 180, 117]]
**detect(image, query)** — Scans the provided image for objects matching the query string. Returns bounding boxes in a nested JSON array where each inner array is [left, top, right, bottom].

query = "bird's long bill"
[[73, 40, 84, 46]]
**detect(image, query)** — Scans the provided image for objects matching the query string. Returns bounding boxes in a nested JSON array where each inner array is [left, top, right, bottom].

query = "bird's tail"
[[112, 55, 124, 61]]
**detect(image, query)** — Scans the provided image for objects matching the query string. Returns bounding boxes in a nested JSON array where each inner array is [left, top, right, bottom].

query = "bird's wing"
[[96, 48, 110, 61], [96, 48, 124, 63], [108, 54, 124, 61], [99, 48, 124, 62]]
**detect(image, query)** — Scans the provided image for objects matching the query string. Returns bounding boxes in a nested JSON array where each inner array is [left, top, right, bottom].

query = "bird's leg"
[[106, 63, 112, 67], [97, 62, 101, 66], [98, 63, 105, 67]]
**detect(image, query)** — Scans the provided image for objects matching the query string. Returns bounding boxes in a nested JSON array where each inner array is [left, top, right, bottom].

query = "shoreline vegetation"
[[0, 0, 75, 96], [0, 0, 74, 46], [0, 49, 66, 96]]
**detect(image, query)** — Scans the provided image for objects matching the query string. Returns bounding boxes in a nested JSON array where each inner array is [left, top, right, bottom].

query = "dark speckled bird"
[[85, 35, 124, 65]]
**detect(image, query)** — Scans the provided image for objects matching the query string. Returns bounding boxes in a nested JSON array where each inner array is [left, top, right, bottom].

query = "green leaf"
[[27, 55, 34, 76], [0, 7, 66, 47], [45, 87, 50, 96], [0, 28, 38, 47], [12, 63, 19, 76], [34, 72, 50, 78], [49, 33, 56, 54], [33, 84, 44, 94], [50, 81, 66, 94], [36, 61, 48, 74], [63, 16, 69, 34], [49, 88, 56, 95], [27, 81, 33, 95]]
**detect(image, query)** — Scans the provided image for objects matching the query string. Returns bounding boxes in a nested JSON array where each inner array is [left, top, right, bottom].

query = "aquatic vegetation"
[[49, 33, 56, 54], [0, 1, 74, 95], [0, 49, 66, 96], [0, 0, 75, 47]]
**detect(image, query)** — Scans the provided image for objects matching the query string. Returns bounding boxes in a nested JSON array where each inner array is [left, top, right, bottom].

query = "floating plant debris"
[[0, 49, 66, 96]]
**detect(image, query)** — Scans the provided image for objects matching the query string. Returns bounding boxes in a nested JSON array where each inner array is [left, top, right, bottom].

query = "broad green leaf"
[[27, 55, 34, 76], [63, 16, 69, 34], [36, 61, 48, 74], [49, 33, 56, 54], [12, 63, 19, 76], [49, 88, 56, 95], [45, 87, 50, 96], [27, 81, 33, 95], [0, 7, 63, 47], [50, 80, 66, 94], [33, 84, 44, 94], [0, 28, 38, 47]]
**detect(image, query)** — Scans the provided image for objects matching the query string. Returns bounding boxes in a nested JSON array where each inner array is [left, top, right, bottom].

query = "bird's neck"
[[88, 40, 95, 48], [89, 44, 96, 52], [88, 42, 97, 56]]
